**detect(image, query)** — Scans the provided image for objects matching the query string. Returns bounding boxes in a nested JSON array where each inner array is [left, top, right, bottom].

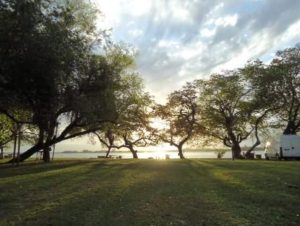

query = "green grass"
[[0, 159, 300, 226]]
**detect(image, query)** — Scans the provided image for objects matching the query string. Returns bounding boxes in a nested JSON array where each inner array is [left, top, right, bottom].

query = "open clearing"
[[0, 159, 300, 226]]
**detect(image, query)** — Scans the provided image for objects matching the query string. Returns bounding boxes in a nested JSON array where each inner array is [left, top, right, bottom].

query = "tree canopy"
[[95, 74, 154, 159], [0, 0, 136, 162], [247, 45, 300, 135], [155, 83, 202, 159], [196, 71, 270, 159]]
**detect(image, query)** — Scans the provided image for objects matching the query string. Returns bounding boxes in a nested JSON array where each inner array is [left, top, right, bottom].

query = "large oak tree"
[[246, 45, 300, 135], [196, 72, 270, 159], [0, 0, 134, 162]]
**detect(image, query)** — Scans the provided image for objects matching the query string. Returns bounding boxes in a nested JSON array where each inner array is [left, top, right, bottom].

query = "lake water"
[[46, 150, 266, 160]]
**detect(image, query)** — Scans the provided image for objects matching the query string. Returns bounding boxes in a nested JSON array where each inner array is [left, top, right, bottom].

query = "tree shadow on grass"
[[2, 160, 234, 226], [200, 159, 300, 174], [0, 159, 105, 179], [188, 160, 300, 226], [0, 160, 140, 225], [0, 162, 145, 225], [2, 160, 299, 226]]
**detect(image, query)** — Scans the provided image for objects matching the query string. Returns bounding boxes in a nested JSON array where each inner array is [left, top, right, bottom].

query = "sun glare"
[[153, 150, 167, 159], [150, 118, 167, 131]]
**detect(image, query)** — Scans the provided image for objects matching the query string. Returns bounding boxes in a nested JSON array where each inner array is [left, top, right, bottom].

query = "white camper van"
[[265, 135, 300, 160]]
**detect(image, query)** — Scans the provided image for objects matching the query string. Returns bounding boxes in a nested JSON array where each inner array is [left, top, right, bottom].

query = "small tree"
[[155, 83, 202, 159], [94, 74, 154, 159], [196, 71, 270, 159], [94, 127, 115, 158]]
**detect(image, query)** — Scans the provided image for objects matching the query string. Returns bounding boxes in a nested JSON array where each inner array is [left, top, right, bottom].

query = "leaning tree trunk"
[[105, 147, 112, 158], [178, 145, 185, 159], [245, 141, 260, 159], [129, 146, 138, 159], [245, 127, 261, 158], [8, 143, 44, 163], [231, 142, 242, 159], [9, 125, 62, 163]]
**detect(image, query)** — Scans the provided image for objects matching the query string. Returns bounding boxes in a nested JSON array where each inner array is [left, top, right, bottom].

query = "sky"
[[49, 0, 300, 152], [94, 0, 300, 103]]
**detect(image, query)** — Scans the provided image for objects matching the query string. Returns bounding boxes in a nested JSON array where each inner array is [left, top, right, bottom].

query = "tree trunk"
[[8, 143, 43, 163], [283, 121, 297, 135], [231, 142, 242, 159], [9, 134, 65, 163], [178, 146, 185, 159], [8, 126, 63, 163], [129, 146, 138, 159], [245, 141, 260, 159], [245, 127, 261, 158], [43, 147, 51, 162], [0, 146, 3, 159], [105, 147, 112, 158], [52, 144, 56, 161], [16, 131, 21, 165], [12, 134, 17, 164], [7, 121, 105, 163]]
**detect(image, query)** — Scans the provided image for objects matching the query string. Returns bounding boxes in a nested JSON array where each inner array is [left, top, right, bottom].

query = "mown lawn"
[[0, 159, 300, 226]]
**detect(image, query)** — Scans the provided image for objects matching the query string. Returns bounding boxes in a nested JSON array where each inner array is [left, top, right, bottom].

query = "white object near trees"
[[265, 135, 300, 159]]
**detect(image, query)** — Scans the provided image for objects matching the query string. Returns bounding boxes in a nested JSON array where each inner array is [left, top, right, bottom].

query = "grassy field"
[[0, 159, 300, 226]]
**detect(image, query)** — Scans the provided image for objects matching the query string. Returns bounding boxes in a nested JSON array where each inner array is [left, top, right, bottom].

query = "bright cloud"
[[212, 14, 238, 27], [200, 28, 216, 37], [126, 0, 152, 17], [57, 0, 300, 151], [128, 28, 143, 38], [93, 0, 300, 104]]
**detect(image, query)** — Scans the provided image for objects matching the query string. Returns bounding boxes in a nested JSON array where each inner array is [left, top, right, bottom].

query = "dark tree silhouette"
[[155, 83, 202, 159], [0, 0, 134, 162], [196, 71, 270, 159], [245, 45, 300, 135], [94, 74, 154, 159]]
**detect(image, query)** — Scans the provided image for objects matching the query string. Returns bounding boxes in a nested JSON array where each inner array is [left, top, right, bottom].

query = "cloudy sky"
[[93, 0, 300, 103], [54, 0, 300, 151]]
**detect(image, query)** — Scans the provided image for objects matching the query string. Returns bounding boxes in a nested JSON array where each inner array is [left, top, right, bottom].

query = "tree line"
[[0, 0, 299, 162]]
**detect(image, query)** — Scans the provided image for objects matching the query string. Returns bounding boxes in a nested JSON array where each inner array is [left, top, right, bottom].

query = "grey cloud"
[[108, 0, 300, 102]]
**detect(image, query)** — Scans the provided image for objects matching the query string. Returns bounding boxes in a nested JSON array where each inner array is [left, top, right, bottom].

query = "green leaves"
[[155, 83, 201, 154], [244, 44, 300, 134], [0, 114, 13, 146], [0, 0, 141, 161]]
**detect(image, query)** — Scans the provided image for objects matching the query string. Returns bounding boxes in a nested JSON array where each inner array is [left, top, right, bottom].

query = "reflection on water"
[[48, 150, 265, 159]]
